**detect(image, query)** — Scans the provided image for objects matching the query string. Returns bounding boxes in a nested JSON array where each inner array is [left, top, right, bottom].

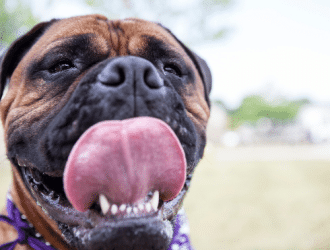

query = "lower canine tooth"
[[151, 191, 159, 211], [99, 194, 110, 215]]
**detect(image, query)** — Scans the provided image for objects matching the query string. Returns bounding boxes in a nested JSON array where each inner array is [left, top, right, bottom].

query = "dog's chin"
[[72, 216, 173, 250], [17, 163, 190, 250]]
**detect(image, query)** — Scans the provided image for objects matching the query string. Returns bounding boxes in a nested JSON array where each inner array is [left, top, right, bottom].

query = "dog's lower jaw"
[[54, 203, 180, 250], [54, 188, 188, 250], [70, 217, 173, 250], [68, 187, 188, 250]]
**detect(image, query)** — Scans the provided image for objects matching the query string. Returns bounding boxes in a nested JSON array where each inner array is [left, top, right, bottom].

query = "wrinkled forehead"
[[27, 15, 110, 55], [27, 15, 190, 61]]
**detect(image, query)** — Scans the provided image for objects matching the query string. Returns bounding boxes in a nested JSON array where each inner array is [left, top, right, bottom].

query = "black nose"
[[97, 56, 164, 89]]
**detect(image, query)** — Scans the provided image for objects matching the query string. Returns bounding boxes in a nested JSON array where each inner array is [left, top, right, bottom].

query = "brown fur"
[[0, 15, 210, 249]]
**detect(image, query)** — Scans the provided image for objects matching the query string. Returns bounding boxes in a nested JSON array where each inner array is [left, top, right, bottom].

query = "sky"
[[195, 0, 330, 108], [28, 0, 330, 109]]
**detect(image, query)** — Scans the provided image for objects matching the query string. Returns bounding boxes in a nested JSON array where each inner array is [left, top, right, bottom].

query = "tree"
[[0, 0, 38, 53], [226, 95, 310, 129]]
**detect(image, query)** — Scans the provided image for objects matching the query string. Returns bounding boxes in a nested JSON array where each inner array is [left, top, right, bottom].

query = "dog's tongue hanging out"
[[63, 117, 186, 212]]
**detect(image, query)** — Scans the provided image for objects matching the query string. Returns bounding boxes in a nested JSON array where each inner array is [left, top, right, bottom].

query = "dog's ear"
[[188, 50, 212, 104], [0, 20, 57, 99], [157, 24, 212, 106], [181, 48, 212, 106]]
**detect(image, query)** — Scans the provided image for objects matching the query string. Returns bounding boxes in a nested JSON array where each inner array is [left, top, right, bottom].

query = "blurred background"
[[1, 0, 330, 249]]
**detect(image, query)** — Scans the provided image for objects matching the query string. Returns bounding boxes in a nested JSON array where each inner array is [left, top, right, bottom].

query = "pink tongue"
[[63, 117, 186, 212]]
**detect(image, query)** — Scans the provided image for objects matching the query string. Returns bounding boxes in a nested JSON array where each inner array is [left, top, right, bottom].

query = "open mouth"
[[18, 117, 189, 247], [22, 165, 166, 219], [21, 164, 189, 223]]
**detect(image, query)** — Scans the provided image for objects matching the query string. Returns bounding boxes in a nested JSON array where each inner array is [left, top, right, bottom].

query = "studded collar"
[[0, 194, 56, 250]]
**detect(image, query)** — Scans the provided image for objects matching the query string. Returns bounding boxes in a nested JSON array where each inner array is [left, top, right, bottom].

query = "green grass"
[[184, 145, 330, 250]]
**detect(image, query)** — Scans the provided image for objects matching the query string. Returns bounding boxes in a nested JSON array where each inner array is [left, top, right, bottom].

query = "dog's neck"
[[8, 167, 72, 250]]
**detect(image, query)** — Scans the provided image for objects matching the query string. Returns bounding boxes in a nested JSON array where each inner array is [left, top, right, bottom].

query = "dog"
[[0, 14, 212, 250]]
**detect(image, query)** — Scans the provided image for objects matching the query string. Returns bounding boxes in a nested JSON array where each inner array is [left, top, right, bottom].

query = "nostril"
[[144, 67, 163, 89], [116, 67, 126, 84], [98, 65, 126, 87]]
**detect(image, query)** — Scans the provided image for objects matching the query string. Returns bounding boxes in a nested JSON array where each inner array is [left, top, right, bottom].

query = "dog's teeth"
[[119, 204, 126, 212], [99, 194, 110, 215], [138, 204, 144, 210], [99, 193, 158, 217], [111, 204, 118, 215], [151, 191, 159, 211], [146, 203, 152, 212]]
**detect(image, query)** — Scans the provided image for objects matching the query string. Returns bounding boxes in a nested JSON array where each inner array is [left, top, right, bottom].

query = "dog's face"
[[0, 15, 211, 250]]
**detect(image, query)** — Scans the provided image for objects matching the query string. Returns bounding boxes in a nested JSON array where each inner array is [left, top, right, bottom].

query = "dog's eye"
[[163, 64, 182, 77], [49, 60, 74, 74]]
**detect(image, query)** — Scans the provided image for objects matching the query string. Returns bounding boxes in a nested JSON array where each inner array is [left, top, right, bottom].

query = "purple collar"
[[0, 195, 56, 250], [169, 208, 194, 250], [0, 195, 193, 250]]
